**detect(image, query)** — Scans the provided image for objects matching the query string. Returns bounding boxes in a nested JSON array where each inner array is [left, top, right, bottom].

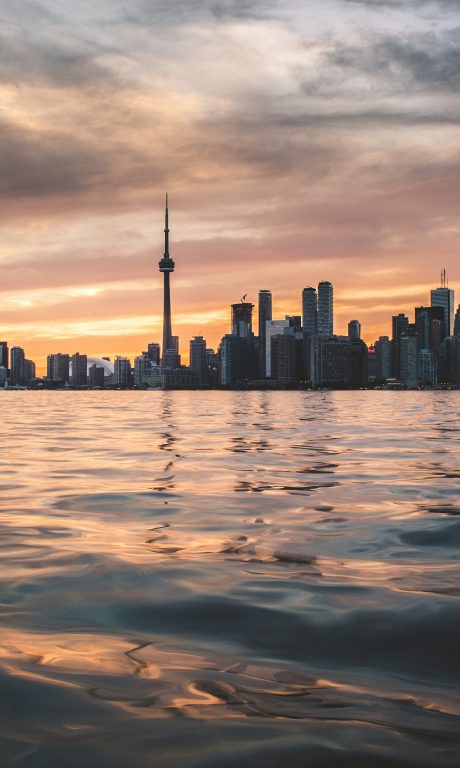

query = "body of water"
[[1, 391, 459, 767]]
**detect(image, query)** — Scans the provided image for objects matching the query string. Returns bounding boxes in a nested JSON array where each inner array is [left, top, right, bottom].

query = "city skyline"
[[1, 0, 459, 375]]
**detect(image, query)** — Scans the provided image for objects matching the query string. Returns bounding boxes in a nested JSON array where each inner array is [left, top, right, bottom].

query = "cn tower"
[[158, 194, 175, 364]]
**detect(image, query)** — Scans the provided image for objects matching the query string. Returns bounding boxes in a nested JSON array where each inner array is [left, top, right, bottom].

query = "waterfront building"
[[10, 346, 25, 386], [147, 343, 161, 364], [415, 306, 444, 354], [317, 336, 350, 387], [71, 353, 88, 387], [47, 353, 70, 383], [454, 306, 460, 337], [265, 319, 291, 377], [367, 347, 376, 382], [374, 336, 391, 382], [302, 287, 317, 336], [0, 367, 7, 387], [114, 356, 131, 387], [391, 313, 409, 378], [144, 367, 198, 389], [190, 336, 208, 385], [317, 281, 333, 337], [0, 341, 8, 371], [431, 284, 454, 338], [88, 364, 105, 388], [134, 354, 152, 387], [232, 301, 254, 337], [219, 334, 257, 386], [350, 339, 368, 387], [348, 320, 361, 340], [258, 290, 272, 378], [206, 349, 218, 386], [417, 349, 436, 387], [438, 336, 460, 384], [399, 335, 418, 387], [271, 334, 297, 385]]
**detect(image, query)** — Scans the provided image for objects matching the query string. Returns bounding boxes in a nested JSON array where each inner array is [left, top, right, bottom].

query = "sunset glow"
[[1, 0, 459, 372]]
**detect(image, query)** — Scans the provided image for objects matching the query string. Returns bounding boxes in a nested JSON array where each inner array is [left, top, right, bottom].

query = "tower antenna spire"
[[164, 193, 169, 258]]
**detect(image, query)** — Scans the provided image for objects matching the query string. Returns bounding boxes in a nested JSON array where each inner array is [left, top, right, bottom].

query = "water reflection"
[[0, 391, 459, 767]]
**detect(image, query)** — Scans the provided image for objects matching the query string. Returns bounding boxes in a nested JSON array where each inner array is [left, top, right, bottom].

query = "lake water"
[[1, 391, 459, 767]]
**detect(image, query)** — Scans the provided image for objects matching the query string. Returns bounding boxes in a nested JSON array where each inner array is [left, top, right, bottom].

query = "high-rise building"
[[206, 349, 218, 386], [350, 339, 368, 387], [0, 342, 8, 370], [232, 301, 254, 337], [431, 284, 454, 338], [374, 336, 391, 381], [391, 313, 409, 378], [218, 334, 257, 386], [271, 334, 297, 385], [417, 349, 436, 387], [399, 335, 418, 387], [439, 336, 460, 384], [454, 306, 460, 337], [265, 319, 291, 377], [114, 356, 131, 386], [88, 364, 105, 388], [190, 336, 208, 385], [147, 343, 161, 364], [134, 353, 152, 387], [10, 346, 25, 385], [415, 306, 444, 354], [47, 353, 70, 382], [317, 336, 350, 387], [159, 195, 176, 367], [317, 281, 333, 336], [302, 287, 317, 335], [258, 290, 272, 378], [0, 367, 7, 387], [23, 359, 35, 384], [71, 353, 88, 387], [348, 320, 361, 340]]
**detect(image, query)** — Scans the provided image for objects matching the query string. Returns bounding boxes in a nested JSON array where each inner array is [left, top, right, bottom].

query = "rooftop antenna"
[[242, 294, 247, 303]]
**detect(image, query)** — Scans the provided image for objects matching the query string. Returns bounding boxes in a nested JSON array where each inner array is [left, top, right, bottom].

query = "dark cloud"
[[123, 0, 277, 26], [328, 29, 460, 92]]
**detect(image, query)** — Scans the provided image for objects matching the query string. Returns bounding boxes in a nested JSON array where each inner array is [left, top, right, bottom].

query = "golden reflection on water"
[[1, 391, 460, 765]]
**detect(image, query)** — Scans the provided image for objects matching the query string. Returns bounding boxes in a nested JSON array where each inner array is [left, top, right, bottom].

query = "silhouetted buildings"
[[47, 353, 70, 384], [302, 287, 317, 336], [0, 342, 8, 370], [114, 356, 131, 387], [318, 281, 333, 336], [71, 353, 87, 387], [190, 336, 208, 385], [89, 364, 105, 388], [258, 290, 272, 378]]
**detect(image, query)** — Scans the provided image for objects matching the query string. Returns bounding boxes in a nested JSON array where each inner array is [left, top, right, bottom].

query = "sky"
[[1, 0, 459, 372]]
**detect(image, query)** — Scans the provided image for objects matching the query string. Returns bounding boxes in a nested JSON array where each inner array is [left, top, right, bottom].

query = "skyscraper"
[[317, 281, 333, 336], [431, 284, 454, 338], [71, 353, 88, 387], [158, 195, 176, 367], [190, 336, 208, 385], [258, 290, 272, 378], [232, 301, 254, 337], [302, 287, 317, 335], [147, 342, 161, 364], [348, 320, 361, 340], [10, 346, 25, 385], [0, 342, 8, 370], [114, 356, 131, 386], [47, 353, 70, 382], [454, 305, 460, 337]]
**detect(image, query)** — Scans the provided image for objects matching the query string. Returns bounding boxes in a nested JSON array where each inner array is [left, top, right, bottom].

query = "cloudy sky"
[[1, 0, 459, 370]]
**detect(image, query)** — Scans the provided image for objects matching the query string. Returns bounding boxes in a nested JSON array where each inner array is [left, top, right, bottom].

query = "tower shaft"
[[162, 271, 172, 355]]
